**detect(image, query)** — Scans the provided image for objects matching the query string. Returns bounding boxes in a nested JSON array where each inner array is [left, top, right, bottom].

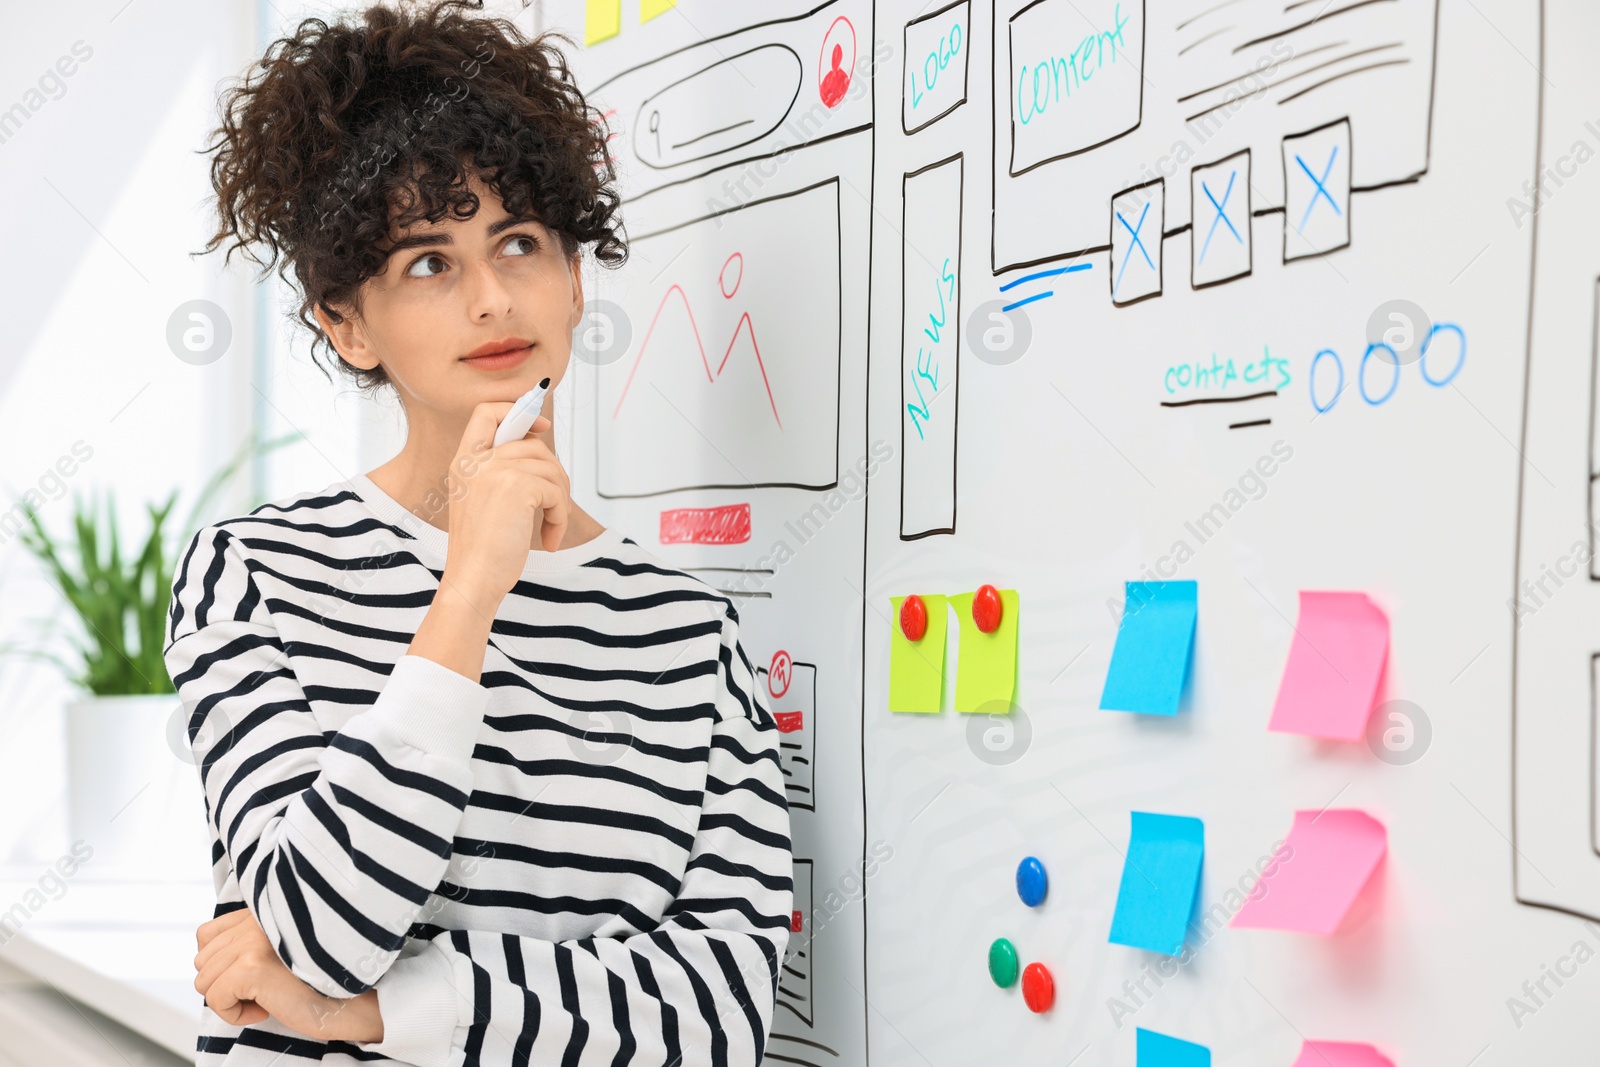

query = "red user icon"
[[818, 17, 855, 108], [768, 650, 792, 699]]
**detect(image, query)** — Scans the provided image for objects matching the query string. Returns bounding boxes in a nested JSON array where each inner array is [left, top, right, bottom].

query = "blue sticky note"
[[1100, 580, 1197, 716], [1137, 1028, 1210, 1067], [1109, 812, 1204, 956]]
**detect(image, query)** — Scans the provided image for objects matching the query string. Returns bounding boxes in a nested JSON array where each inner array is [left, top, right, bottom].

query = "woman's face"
[[325, 172, 584, 422]]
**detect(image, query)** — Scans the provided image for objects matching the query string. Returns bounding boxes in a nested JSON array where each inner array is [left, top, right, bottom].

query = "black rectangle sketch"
[[596, 180, 843, 499], [1110, 177, 1164, 306], [900, 154, 963, 540], [903, 0, 972, 135], [589, 0, 873, 201], [1281, 117, 1352, 262], [1190, 149, 1253, 289], [777, 858, 815, 1028], [990, 0, 1437, 275], [1006, 0, 1145, 176], [1591, 656, 1600, 859], [1589, 276, 1600, 579], [1511, 4, 1600, 927], [757, 660, 817, 812]]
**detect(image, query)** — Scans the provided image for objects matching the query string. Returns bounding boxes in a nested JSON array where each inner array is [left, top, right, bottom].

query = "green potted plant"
[[12, 435, 294, 878]]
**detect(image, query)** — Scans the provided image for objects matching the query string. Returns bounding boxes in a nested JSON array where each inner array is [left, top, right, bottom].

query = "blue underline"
[[997, 262, 1092, 292], [1002, 291, 1052, 312]]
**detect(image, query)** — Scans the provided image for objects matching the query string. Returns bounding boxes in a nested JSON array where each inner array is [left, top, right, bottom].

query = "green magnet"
[[988, 937, 1019, 987]]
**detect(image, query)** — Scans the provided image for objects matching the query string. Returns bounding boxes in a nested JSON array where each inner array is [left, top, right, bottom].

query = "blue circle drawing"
[[1360, 342, 1401, 406], [1310, 348, 1344, 413], [1420, 323, 1466, 387]]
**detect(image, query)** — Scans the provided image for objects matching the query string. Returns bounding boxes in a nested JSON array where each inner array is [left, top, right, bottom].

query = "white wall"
[[0, 0, 404, 865], [0, 0, 551, 866], [0, 0, 263, 864]]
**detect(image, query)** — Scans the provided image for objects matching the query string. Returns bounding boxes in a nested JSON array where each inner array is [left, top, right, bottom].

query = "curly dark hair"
[[198, 0, 627, 389]]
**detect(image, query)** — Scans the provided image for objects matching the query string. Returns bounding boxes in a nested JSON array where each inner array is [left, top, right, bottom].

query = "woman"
[[168, 3, 794, 1064]]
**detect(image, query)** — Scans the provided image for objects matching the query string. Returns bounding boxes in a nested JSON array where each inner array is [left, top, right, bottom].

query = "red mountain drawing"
[[610, 284, 782, 428]]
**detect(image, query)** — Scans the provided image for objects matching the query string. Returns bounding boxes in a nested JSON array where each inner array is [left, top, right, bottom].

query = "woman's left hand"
[[194, 908, 383, 1043]]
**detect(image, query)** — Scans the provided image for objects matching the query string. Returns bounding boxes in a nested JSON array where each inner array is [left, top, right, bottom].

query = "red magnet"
[[900, 594, 928, 642], [972, 584, 1003, 634], [1020, 962, 1054, 1013]]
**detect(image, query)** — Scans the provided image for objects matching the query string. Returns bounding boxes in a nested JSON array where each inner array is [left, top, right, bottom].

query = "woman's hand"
[[194, 908, 383, 1043], [440, 401, 572, 611]]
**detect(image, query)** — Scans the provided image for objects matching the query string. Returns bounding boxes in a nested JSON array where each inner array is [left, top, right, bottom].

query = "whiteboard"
[[547, 0, 1600, 1063]]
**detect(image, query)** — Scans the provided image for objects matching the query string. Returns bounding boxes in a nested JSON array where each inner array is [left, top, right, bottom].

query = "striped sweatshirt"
[[163, 474, 793, 1067]]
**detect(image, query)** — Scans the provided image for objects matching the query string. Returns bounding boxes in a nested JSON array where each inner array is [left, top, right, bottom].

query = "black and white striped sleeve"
[[163, 525, 488, 1000], [357, 605, 795, 1067]]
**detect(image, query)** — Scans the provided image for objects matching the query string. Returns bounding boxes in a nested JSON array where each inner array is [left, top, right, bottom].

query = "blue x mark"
[[1295, 146, 1341, 231], [1199, 172, 1241, 264], [1114, 201, 1154, 296]]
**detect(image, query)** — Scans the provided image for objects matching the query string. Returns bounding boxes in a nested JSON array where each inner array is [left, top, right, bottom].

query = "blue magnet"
[[1016, 855, 1048, 907]]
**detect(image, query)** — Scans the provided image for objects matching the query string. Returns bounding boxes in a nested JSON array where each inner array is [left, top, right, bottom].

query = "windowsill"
[[0, 868, 212, 1062]]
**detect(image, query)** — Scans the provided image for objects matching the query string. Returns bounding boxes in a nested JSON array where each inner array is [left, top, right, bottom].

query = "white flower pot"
[[64, 694, 211, 882]]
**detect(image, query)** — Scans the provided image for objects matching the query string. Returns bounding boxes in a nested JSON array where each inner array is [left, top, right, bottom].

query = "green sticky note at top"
[[889, 595, 947, 713], [949, 588, 1019, 713]]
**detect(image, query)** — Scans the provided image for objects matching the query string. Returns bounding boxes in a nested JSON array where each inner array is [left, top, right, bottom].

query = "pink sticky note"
[[1231, 809, 1386, 934], [1290, 1041, 1394, 1067], [1268, 591, 1389, 741]]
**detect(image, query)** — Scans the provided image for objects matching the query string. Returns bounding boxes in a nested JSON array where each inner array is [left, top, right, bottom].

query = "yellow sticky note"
[[950, 588, 1019, 713], [889, 595, 947, 713], [585, 0, 622, 45], [640, 0, 676, 22]]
